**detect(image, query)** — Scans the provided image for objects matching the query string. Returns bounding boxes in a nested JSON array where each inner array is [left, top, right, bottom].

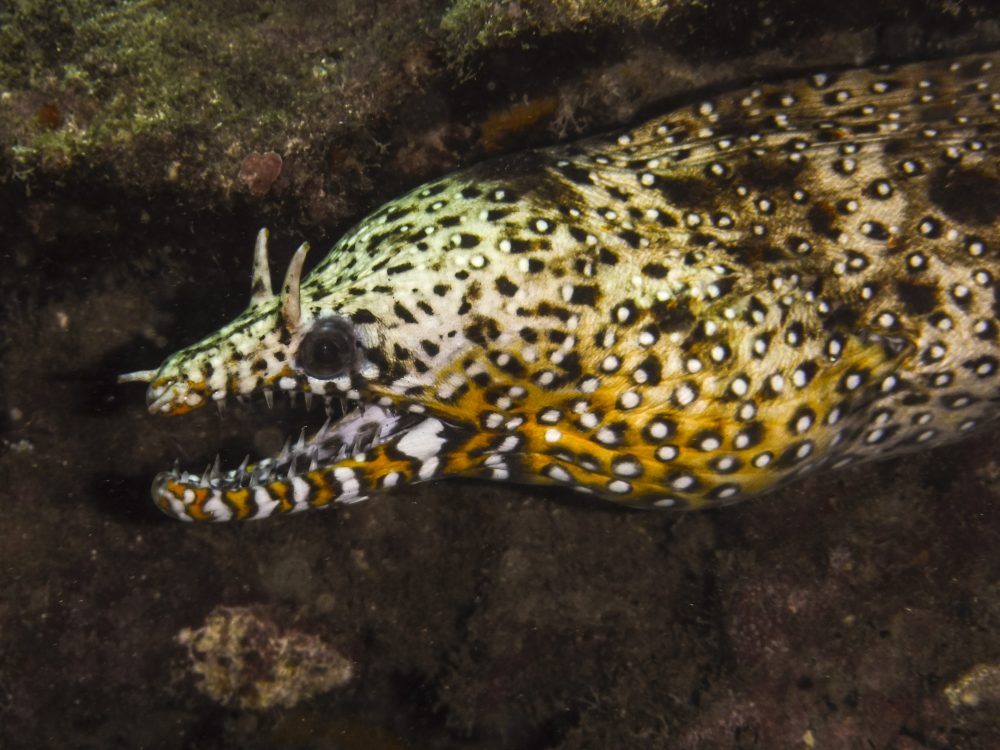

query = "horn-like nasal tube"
[[250, 228, 273, 304], [117, 369, 158, 384], [280, 242, 311, 328]]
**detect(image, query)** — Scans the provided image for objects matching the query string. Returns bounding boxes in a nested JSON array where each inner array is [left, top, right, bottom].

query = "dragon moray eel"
[[122, 51, 1000, 522]]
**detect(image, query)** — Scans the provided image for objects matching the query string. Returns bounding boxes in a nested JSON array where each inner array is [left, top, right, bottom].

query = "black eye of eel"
[[297, 317, 357, 379]]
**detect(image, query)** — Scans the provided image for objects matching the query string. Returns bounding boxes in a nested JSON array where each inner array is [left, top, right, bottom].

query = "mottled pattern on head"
[[126, 51, 1000, 521]]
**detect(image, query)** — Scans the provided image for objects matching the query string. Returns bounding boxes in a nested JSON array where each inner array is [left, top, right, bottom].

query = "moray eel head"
[[123, 226, 482, 521]]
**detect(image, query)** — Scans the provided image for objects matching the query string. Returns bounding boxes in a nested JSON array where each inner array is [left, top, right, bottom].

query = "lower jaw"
[[152, 402, 409, 521]]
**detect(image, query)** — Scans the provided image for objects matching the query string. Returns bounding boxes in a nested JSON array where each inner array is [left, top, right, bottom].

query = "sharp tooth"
[[264, 388, 274, 409], [216, 399, 227, 416], [289, 390, 297, 407], [238, 455, 250, 473], [304, 392, 314, 410], [172, 459, 180, 475], [309, 457, 318, 471], [201, 463, 212, 485], [324, 396, 335, 416], [249, 471, 259, 488], [287, 457, 297, 478], [211, 454, 221, 480], [295, 427, 307, 452], [278, 438, 291, 461]]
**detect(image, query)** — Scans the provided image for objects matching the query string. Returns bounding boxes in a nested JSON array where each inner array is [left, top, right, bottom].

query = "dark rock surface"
[[2, 1, 1000, 747]]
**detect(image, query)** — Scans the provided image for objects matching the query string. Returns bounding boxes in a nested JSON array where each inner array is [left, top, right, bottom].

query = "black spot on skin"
[[654, 212, 679, 228], [490, 351, 525, 376], [559, 162, 594, 185], [928, 165, 1000, 226], [895, 280, 937, 315], [619, 229, 642, 248], [351, 309, 377, 324], [863, 221, 890, 240], [438, 217, 461, 228], [642, 263, 668, 279], [569, 285, 599, 306], [495, 276, 518, 297], [524, 258, 545, 273], [976, 319, 998, 341], [393, 302, 417, 324], [420, 340, 440, 357], [387, 262, 414, 275], [736, 157, 805, 192], [637, 355, 662, 385], [599, 247, 618, 265], [735, 421, 764, 449], [656, 176, 717, 208], [806, 204, 839, 240], [650, 301, 694, 333], [460, 186, 481, 199]]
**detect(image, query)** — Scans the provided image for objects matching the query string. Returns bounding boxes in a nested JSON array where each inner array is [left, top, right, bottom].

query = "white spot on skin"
[[545, 428, 562, 443], [671, 474, 695, 490], [675, 384, 696, 406], [547, 465, 572, 482], [418, 457, 440, 480], [253, 487, 280, 519], [656, 445, 678, 461], [498, 436, 520, 453], [595, 427, 619, 445], [395, 418, 446, 463], [619, 391, 641, 409], [202, 494, 233, 521], [539, 409, 561, 424]]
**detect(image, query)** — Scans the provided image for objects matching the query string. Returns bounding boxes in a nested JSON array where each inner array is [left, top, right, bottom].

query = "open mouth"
[[141, 388, 425, 521], [163, 395, 408, 493]]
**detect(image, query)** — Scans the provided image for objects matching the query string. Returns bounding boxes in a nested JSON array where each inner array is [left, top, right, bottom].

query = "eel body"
[[123, 51, 1000, 522]]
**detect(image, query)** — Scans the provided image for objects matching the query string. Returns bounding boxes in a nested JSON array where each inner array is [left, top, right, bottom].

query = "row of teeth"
[[173, 407, 399, 490], [213, 387, 349, 417]]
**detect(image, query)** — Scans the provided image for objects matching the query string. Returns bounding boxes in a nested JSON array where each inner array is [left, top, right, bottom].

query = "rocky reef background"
[[2, 1, 1000, 747]]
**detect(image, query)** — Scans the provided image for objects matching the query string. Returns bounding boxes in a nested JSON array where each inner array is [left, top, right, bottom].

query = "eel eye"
[[297, 317, 357, 379]]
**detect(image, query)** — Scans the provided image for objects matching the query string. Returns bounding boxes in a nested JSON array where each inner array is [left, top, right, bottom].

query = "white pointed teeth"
[[250, 227, 273, 305], [280, 241, 311, 328]]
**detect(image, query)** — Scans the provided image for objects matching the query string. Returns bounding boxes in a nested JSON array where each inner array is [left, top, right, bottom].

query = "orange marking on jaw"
[[224, 488, 254, 520], [267, 480, 295, 514], [306, 475, 336, 508], [187, 487, 213, 521]]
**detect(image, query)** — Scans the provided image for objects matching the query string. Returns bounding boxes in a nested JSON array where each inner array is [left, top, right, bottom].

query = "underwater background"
[[2, 1, 1000, 747]]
